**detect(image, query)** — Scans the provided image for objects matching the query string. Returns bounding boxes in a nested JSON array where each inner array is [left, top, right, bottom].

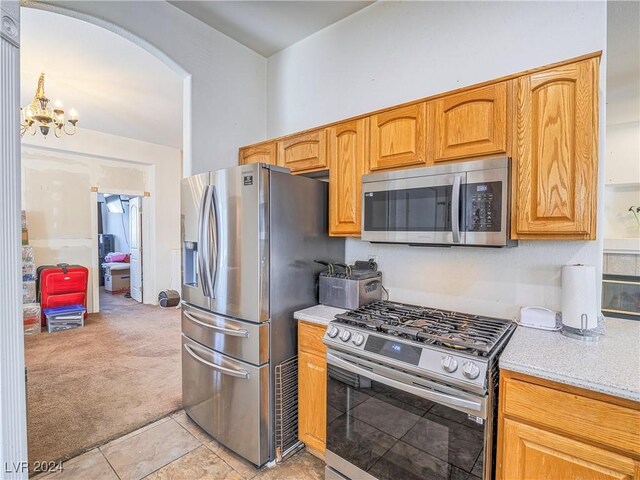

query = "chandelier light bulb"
[[53, 99, 63, 109], [69, 108, 78, 120]]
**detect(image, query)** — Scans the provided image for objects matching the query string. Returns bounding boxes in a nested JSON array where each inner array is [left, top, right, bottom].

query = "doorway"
[[97, 193, 143, 309]]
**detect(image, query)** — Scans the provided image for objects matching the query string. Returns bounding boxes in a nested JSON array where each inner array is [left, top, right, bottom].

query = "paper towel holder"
[[560, 313, 605, 342]]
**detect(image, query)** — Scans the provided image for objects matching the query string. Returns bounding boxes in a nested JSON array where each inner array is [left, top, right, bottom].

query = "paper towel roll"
[[561, 264, 598, 330]]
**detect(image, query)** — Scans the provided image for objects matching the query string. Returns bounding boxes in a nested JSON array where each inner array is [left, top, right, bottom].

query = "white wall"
[[102, 200, 131, 253], [604, 1, 640, 250], [606, 122, 640, 185], [21, 128, 181, 311], [267, 1, 607, 318], [31, 0, 267, 176]]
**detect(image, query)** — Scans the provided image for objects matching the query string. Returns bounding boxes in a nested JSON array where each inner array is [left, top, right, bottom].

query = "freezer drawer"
[[182, 335, 270, 466], [182, 304, 269, 365]]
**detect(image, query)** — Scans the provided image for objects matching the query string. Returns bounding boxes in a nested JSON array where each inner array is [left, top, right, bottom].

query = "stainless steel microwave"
[[361, 157, 516, 247]]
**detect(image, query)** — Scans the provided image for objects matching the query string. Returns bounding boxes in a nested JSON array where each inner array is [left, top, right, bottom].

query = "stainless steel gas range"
[[322, 301, 516, 480]]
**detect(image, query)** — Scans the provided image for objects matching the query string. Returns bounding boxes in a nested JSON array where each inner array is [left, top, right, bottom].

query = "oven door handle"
[[327, 352, 484, 415]]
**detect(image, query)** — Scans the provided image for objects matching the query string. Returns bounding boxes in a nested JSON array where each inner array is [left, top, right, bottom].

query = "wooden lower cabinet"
[[298, 321, 327, 457], [502, 419, 640, 480], [497, 371, 640, 480], [298, 350, 327, 456]]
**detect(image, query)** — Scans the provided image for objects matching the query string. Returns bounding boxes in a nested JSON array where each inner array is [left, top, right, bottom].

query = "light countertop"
[[500, 317, 640, 402], [293, 304, 347, 326]]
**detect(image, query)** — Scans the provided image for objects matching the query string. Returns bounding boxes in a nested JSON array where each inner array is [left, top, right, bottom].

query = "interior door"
[[129, 197, 143, 302]]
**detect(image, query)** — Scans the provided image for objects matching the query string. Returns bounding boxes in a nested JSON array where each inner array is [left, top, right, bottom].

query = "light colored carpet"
[[24, 291, 182, 465]]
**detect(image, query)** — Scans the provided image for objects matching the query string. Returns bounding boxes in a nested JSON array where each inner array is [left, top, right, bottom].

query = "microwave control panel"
[[465, 182, 502, 232]]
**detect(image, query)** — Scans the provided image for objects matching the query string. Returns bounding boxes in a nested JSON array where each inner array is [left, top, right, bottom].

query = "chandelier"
[[20, 73, 78, 138]]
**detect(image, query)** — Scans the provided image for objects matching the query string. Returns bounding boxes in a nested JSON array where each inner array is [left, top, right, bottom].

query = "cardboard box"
[[105, 269, 130, 293]]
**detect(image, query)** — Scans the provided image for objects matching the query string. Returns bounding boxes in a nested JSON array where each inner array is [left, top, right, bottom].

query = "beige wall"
[[21, 128, 181, 312]]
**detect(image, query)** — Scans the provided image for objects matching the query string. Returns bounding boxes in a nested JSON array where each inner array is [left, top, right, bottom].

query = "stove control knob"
[[340, 330, 352, 342], [327, 326, 339, 338], [441, 355, 458, 373], [462, 361, 480, 380], [352, 333, 365, 346]]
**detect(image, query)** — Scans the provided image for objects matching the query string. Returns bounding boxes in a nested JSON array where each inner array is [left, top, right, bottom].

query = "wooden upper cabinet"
[[432, 82, 508, 162], [277, 129, 328, 174], [368, 103, 427, 171], [328, 119, 367, 237], [238, 141, 276, 166], [514, 58, 599, 239]]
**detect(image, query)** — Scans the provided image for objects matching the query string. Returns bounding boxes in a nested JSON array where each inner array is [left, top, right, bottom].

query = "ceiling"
[[607, 1, 640, 126], [169, 1, 374, 57], [20, 8, 183, 148]]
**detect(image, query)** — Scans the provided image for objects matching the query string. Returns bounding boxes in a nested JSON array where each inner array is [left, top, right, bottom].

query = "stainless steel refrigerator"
[[180, 163, 344, 467]]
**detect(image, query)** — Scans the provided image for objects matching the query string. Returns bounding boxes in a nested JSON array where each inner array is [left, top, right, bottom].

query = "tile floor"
[[34, 411, 324, 480]]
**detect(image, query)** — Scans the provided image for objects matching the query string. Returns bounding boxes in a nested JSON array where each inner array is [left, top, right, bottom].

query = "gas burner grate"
[[334, 300, 513, 354]]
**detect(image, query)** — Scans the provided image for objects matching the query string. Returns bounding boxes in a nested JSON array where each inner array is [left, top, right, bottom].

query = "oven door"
[[362, 172, 467, 245], [326, 350, 486, 480]]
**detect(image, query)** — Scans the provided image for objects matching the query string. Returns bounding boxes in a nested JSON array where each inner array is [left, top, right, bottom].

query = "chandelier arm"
[[63, 123, 77, 136]]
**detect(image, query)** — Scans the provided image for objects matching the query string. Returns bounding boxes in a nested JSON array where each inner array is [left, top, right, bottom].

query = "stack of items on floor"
[[103, 252, 131, 294], [38, 264, 89, 333], [22, 210, 40, 335]]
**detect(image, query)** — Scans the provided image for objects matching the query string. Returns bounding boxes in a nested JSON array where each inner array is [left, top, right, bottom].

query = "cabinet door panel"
[[329, 119, 367, 236], [277, 129, 327, 173], [239, 141, 276, 166], [515, 58, 598, 239], [369, 103, 426, 171], [501, 419, 638, 480], [434, 82, 507, 161], [298, 350, 327, 455], [298, 321, 327, 357]]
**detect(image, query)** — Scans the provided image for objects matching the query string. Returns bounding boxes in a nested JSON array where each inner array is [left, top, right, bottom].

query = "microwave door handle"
[[451, 174, 462, 244], [197, 186, 210, 297], [327, 352, 484, 415]]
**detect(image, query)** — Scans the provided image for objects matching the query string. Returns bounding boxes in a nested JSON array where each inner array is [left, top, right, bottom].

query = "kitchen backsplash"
[[346, 238, 602, 320]]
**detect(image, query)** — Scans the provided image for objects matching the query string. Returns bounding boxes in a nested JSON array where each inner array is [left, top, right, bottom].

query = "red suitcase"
[[37, 264, 89, 324]]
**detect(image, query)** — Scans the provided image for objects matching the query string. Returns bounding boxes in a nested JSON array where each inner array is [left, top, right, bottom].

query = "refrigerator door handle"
[[183, 343, 250, 379], [183, 311, 249, 338], [197, 185, 211, 297], [209, 185, 219, 298], [202, 185, 216, 297]]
